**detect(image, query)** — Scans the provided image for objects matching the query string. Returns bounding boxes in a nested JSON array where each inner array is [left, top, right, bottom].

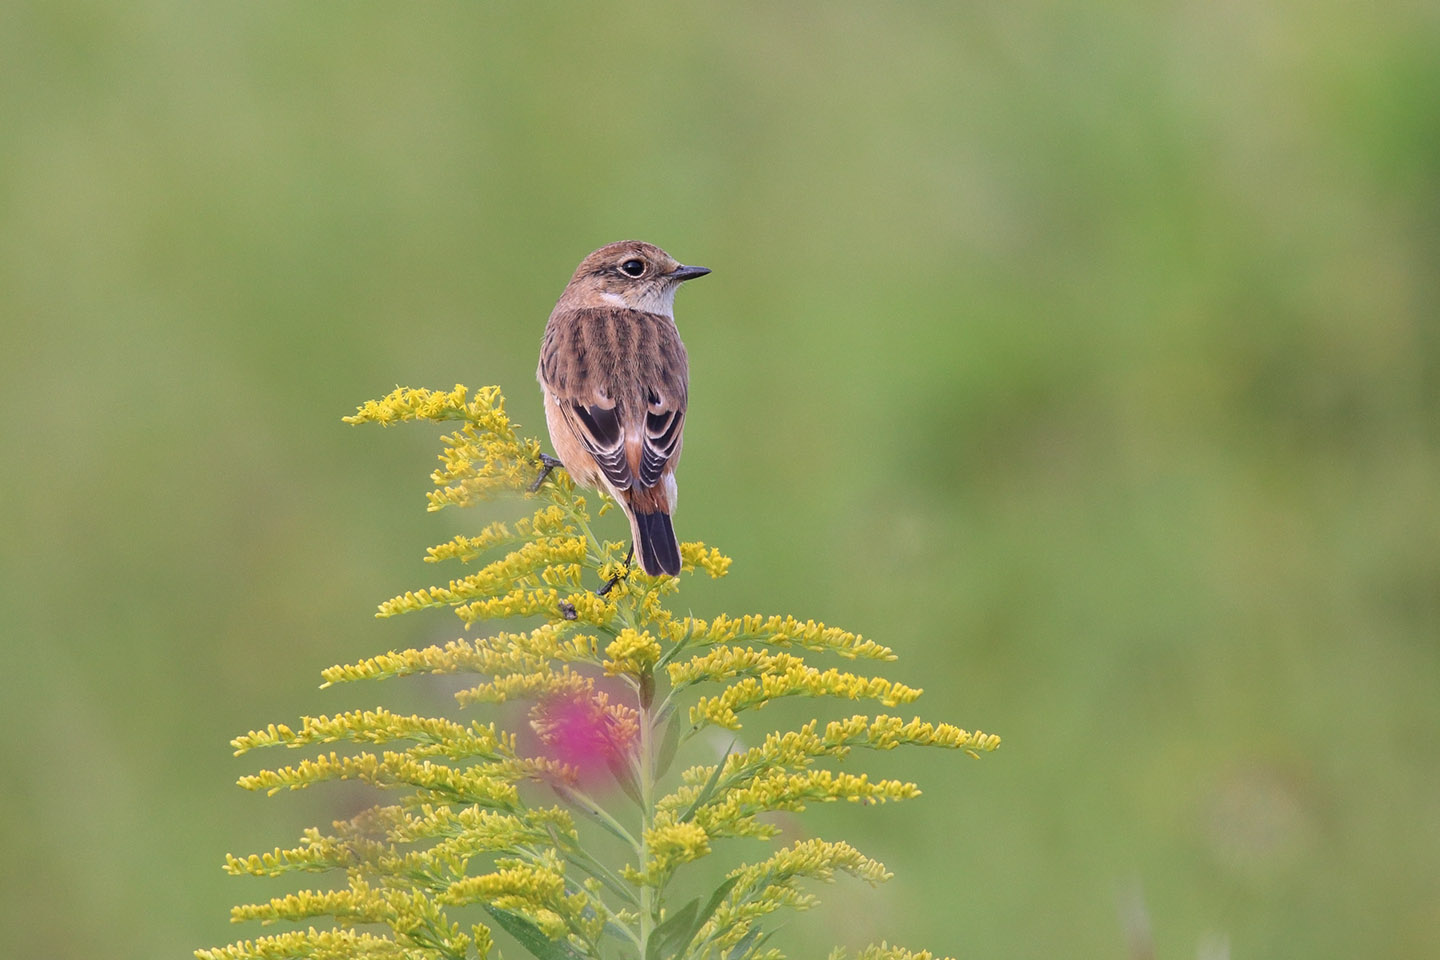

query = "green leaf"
[[654, 710, 682, 780], [647, 897, 699, 960], [692, 875, 740, 941], [679, 743, 733, 823], [552, 782, 635, 847], [485, 907, 587, 960], [668, 875, 742, 958], [725, 925, 763, 960], [607, 749, 645, 809]]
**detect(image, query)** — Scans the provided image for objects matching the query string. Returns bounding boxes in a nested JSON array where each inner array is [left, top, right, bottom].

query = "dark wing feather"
[[561, 399, 634, 491], [639, 404, 684, 489], [635, 319, 688, 490]]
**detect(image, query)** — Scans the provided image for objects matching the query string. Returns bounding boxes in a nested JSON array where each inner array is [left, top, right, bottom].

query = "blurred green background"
[[3, 2, 1438, 957]]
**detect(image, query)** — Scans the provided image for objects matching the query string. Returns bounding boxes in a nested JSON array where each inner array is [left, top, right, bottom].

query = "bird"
[[536, 241, 710, 578]]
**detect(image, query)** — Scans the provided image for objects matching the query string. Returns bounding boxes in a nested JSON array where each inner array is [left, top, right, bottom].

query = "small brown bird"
[[536, 241, 710, 577]]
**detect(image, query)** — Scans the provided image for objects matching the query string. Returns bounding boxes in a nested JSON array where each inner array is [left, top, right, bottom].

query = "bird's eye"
[[620, 259, 645, 277]]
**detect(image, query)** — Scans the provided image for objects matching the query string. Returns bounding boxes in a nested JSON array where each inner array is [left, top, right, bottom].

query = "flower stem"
[[637, 669, 657, 957]]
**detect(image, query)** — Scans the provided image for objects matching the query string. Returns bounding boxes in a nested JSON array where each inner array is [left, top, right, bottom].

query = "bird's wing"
[[556, 392, 634, 492], [634, 312, 689, 492], [553, 386, 685, 495], [637, 386, 685, 489]]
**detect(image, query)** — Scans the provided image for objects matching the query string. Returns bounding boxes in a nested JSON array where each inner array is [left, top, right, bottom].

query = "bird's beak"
[[668, 264, 711, 282]]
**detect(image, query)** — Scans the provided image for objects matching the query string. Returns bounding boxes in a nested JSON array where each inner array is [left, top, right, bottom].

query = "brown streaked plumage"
[[537, 241, 710, 576]]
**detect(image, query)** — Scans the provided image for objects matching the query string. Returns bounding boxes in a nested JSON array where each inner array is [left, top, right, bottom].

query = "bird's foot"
[[529, 453, 565, 493], [596, 544, 635, 597]]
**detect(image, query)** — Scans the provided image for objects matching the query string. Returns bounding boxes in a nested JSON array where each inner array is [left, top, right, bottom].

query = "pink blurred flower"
[[531, 689, 638, 786]]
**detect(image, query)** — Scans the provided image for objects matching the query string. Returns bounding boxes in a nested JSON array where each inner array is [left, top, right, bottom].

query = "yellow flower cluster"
[[453, 663, 595, 707], [224, 803, 581, 889], [639, 817, 712, 877], [230, 877, 407, 927], [685, 656, 923, 731], [604, 627, 662, 676], [823, 714, 1001, 758], [442, 853, 578, 938], [828, 945, 956, 960], [679, 541, 732, 578], [668, 645, 811, 686], [344, 384, 551, 511], [206, 385, 1000, 960], [691, 768, 922, 841], [672, 612, 895, 659], [318, 625, 600, 688], [226, 879, 482, 957], [231, 709, 510, 761], [343, 384, 478, 425], [673, 714, 998, 797], [389, 803, 575, 847], [377, 537, 588, 619], [236, 749, 525, 809], [430, 415, 548, 512], [196, 927, 412, 960], [425, 505, 574, 564], [684, 840, 892, 959], [449, 584, 584, 625], [223, 829, 360, 877]]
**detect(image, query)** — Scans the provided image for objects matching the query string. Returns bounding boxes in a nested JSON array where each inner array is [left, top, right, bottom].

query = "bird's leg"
[[597, 544, 635, 597], [529, 453, 565, 492]]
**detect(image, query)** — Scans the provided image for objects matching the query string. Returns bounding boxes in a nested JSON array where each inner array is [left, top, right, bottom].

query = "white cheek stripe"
[[598, 287, 677, 317]]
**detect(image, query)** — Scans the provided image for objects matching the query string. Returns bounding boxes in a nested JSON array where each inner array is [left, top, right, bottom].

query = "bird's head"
[[558, 241, 710, 316]]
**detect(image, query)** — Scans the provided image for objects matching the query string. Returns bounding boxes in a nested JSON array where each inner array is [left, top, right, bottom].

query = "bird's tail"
[[628, 507, 681, 577]]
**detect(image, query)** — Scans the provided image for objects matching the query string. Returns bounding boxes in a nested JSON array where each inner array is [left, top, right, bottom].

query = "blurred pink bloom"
[[532, 691, 637, 785]]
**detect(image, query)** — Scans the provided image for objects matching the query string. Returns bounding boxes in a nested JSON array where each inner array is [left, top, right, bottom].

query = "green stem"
[[565, 785, 643, 855], [555, 480, 662, 956], [637, 671, 657, 958]]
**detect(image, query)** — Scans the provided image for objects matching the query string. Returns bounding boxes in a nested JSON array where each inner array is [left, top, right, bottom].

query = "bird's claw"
[[596, 544, 636, 597], [529, 453, 565, 493]]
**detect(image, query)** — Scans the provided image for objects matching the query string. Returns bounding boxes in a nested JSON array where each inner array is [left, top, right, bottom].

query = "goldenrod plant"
[[199, 385, 999, 960]]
